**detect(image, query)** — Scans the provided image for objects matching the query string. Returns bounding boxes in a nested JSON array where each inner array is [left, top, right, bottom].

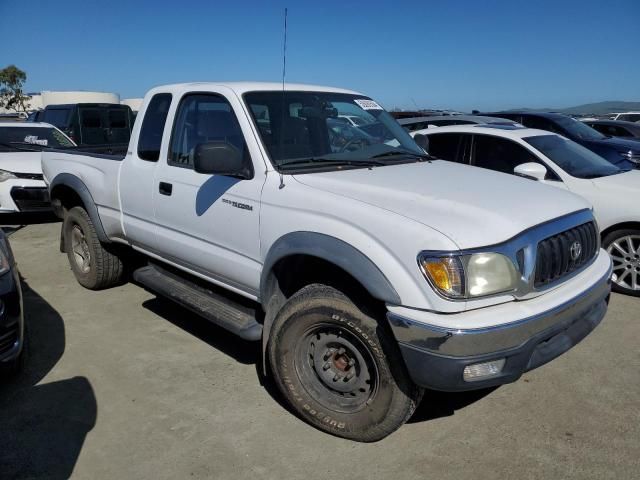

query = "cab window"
[[168, 93, 248, 169]]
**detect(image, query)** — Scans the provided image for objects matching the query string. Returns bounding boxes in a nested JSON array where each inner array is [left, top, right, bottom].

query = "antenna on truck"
[[278, 7, 288, 190]]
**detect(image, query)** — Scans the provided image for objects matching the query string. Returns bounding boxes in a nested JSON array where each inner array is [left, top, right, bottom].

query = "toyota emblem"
[[569, 241, 582, 261]]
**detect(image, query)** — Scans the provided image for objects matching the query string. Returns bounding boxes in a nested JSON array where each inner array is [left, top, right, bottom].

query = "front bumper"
[[389, 256, 612, 391], [0, 266, 24, 364]]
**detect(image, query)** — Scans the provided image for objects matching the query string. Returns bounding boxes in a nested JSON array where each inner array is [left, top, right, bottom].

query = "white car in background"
[[337, 114, 369, 127], [0, 122, 75, 213], [412, 124, 640, 296], [611, 112, 640, 123]]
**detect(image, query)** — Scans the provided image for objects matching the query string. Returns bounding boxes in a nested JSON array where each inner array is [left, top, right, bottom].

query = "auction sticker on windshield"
[[354, 99, 382, 110], [24, 135, 48, 146]]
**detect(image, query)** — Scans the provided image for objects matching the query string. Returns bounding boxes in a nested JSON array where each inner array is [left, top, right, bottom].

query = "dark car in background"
[[34, 103, 134, 146], [486, 111, 640, 169], [581, 119, 640, 141], [0, 229, 24, 377]]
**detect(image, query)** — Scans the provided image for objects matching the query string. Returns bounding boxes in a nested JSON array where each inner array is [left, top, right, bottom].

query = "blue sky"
[[2, 0, 638, 111]]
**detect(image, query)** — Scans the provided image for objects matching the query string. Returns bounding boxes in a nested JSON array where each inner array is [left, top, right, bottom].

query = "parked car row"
[[32, 82, 614, 442]]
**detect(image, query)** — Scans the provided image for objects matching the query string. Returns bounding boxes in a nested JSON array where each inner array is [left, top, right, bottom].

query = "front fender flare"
[[260, 231, 401, 306]]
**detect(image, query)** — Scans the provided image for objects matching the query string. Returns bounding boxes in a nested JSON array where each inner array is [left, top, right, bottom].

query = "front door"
[[153, 89, 265, 298]]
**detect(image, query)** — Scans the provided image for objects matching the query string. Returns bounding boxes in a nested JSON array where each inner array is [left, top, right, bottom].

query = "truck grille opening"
[[534, 222, 598, 288]]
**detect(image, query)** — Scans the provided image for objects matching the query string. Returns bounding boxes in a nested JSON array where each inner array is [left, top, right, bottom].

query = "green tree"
[[0, 65, 31, 113]]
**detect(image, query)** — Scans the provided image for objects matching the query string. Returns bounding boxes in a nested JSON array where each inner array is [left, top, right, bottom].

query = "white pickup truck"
[[42, 82, 612, 442]]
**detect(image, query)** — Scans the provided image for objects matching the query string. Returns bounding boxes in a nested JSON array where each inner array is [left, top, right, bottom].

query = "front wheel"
[[603, 229, 640, 296], [268, 284, 423, 442]]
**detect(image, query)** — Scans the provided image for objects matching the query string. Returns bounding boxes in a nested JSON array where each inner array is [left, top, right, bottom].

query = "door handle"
[[159, 182, 173, 196]]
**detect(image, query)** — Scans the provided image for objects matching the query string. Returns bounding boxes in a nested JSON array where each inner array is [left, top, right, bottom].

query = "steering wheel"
[[340, 137, 371, 153]]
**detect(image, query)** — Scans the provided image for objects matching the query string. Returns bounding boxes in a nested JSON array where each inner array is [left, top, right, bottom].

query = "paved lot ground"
[[1, 220, 639, 480]]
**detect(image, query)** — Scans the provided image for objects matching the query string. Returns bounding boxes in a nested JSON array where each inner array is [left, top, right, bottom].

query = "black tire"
[[268, 284, 423, 442], [63, 206, 124, 290], [602, 229, 640, 297]]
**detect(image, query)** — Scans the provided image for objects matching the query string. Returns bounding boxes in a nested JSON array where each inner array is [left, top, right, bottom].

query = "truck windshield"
[[0, 126, 74, 151], [244, 91, 426, 170], [524, 134, 622, 178]]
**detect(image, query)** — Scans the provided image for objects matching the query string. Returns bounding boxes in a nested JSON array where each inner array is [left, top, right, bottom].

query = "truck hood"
[[0, 151, 43, 174], [293, 160, 590, 249]]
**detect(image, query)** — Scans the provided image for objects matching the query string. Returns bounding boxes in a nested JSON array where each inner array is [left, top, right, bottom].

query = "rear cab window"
[[137, 93, 172, 161]]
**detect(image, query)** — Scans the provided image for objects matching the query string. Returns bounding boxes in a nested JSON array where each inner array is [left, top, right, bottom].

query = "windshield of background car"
[[554, 116, 606, 140], [524, 134, 621, 178], [0, 126, 74, 151], [42, 108, 71, 129], [243, 91, 424, 169]]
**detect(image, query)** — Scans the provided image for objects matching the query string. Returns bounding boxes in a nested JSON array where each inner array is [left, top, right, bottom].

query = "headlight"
[[619, 150, 640, 164], [418, 252, 518, 299], [0, 236, 11, 276], [0, 169, 16, 182]]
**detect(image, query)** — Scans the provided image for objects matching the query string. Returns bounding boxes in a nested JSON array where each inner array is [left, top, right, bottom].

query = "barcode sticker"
[[354, 99, 382, 110]]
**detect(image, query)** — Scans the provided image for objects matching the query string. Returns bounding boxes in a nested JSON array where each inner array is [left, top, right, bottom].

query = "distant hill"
[[509, 101, 640, 115]]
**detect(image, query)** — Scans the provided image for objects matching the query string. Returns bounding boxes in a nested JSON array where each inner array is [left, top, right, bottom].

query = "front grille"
[[534, 221, 598, 288], [14, 172, 44, 180], [10, 186, 51, 212]]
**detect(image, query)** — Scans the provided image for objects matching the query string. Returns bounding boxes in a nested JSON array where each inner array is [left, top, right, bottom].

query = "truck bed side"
[[42, 149, 126, 240]]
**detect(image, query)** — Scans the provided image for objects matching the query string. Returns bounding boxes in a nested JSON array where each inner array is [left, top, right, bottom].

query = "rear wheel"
[[63, 206, 124, 290], [603, 229, 640, 296], [268, 284, 423, 442]]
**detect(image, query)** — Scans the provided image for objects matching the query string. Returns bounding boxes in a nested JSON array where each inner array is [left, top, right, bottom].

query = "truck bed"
[[42, 145, 127, 240], [48, 143, 128, 161]]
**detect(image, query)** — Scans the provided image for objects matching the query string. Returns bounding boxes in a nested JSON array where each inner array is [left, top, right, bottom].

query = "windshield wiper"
[[278, 157, 387, 169], [0, 142, 41, 152], [371, 150, 435, 161]]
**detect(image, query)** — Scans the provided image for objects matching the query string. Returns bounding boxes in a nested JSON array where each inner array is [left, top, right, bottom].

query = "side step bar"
[[133, 264, 263, 341]]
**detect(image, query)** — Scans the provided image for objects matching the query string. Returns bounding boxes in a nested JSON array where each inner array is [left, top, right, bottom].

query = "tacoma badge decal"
[[222, 198, 253, 211]]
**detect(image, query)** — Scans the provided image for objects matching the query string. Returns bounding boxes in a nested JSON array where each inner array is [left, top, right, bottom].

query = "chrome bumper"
[[390, 265, 612, 357]]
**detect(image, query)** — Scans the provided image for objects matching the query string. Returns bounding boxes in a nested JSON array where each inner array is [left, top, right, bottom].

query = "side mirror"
[[193, 141, 252, 179], [413, 134, 429, 152], [514, 162, 547, 181]]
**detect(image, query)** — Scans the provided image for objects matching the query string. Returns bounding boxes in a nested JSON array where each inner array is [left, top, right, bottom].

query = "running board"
[[133, 264, 262, 341]]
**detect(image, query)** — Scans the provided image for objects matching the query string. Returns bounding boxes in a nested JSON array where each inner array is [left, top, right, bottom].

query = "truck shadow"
[[140, 295, 494, 427], [407, 387, 497, 423], [1, 212, 60, 236], [0, 278, 97, 480], [142, 296, 259, 365]]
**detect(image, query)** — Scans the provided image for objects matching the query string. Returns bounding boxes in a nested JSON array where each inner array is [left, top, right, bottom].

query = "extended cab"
[[42, 83, 612, 442]]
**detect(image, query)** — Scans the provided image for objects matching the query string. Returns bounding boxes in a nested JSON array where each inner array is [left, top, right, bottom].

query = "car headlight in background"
[[0, 169, 17, 182], [0, 236, 11, 276], [419, 252, 519, 299], [619, 150, 640, 164]]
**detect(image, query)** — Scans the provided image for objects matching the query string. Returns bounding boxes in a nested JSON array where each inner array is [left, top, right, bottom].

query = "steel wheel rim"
[[71, 225, 91, 274], [294, 320, 378, 413], [607, 235, 640, 291]]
